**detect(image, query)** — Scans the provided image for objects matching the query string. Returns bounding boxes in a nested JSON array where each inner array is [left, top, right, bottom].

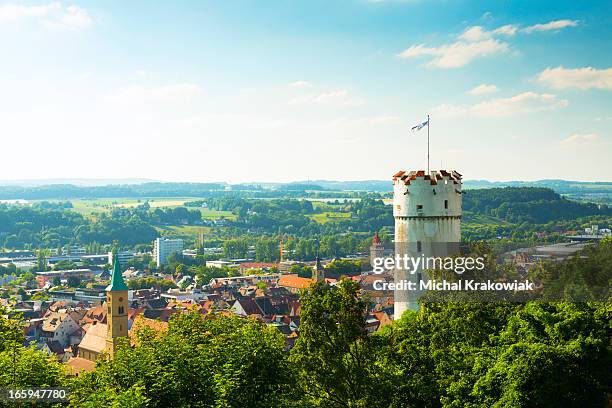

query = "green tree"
[[290, 279, 392, 407], [66, 276, 81, 288], [36, 249, 49, 272], [70, 313, 291, 407], [0, 308, 65, 390]]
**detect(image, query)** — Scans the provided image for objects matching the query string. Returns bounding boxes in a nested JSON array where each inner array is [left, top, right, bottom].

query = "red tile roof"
[[278, 275, 314, 289]]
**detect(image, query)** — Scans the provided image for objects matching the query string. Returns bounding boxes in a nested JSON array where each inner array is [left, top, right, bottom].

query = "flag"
[[411, 118, 429, 132]]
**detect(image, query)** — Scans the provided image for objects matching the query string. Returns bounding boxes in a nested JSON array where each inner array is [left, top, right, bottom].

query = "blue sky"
[[0, 0, 610, 182]]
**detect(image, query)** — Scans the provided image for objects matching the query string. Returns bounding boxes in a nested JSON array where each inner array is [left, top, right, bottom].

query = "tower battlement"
[[393, 170, 462, 218]]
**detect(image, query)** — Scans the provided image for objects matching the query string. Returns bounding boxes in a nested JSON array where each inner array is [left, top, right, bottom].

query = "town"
[[1, 171, 609, 379], [0, 0, 610, 405]]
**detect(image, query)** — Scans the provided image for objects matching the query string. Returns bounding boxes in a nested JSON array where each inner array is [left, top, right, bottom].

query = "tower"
[[369, 232, 385, 268], [312, 256, 325, 282], [105, 254, 129, 358], [392, 170, 462, 319]]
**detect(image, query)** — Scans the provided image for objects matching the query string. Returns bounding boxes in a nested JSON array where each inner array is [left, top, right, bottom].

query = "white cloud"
[[522, 19, 578, 34], [492, 24, 518, 36], [432, 91, 568, 118], [467, 84, 498, 96], [291, 89, 364, 107], [559, 133, 600, 148], [0, 2, 92, 30], [458, 26, 490, 42], [398, 39, 509, 68], [398, 18, 578, 69], [537, 66, 612, 90], [288, 80, 311, 88]]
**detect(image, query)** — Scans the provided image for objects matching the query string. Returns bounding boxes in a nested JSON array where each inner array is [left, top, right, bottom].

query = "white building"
[[62, 246, 86, 256], [108, 251, 135, 266], [161, 288, 206, 302], [153, 238, 184, 267], [205, 260, 239, 269], [41, 311, 80, 348], [392, 170, 462, 319]]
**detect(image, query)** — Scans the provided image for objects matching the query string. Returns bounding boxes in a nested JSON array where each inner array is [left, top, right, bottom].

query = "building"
[[108, 251, 135, 266], [206, 260, 239, 269], [105, 254, 129, 359], [238, 262, 278, 275], [567, 225, 612, 242], [36, 269, 93, 288], [62, 246, 86, 256], [77, 321, 107, 361], [369, 232, 384, 268], [78, 255, 129, 361], [312, 256, 325, 282], [277, 260, 303, 274], [153, 238, 184, 267], [74, 288, 107, 305], [41, 311, 80, 348], [278, 274, 314, 293], [392, 170, 462, 319]]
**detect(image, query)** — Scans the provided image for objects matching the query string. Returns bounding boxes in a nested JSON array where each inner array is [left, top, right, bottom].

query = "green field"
[[309, 212, 352, 224], [67, 197, 202, 218], [197, 208, 237, 220], [156, 225, 212, 239]]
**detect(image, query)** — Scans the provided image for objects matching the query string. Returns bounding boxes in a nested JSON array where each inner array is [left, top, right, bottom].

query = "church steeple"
[[312, 255, 325, 282], [105, 254, 128, 358], [106, 254, 128, 292]]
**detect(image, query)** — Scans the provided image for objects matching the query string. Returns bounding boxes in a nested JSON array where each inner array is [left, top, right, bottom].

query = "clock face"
[[118, 297, 123, 302]]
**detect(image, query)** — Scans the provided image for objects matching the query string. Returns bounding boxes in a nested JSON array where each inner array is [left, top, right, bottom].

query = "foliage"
[[290, 279, 393, 407], [70, 313, 290, 407], [0, 308, 65, 395]]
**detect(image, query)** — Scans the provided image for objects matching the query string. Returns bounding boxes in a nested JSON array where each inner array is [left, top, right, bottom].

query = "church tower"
[[312, 256, 325, 282], [369, 232, 385, 268], [106, 254, 129, 358], [392, 170, 462, 319]]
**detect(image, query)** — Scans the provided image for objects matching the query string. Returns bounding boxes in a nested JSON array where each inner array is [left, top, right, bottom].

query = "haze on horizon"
[[0, 0, 610, 183]]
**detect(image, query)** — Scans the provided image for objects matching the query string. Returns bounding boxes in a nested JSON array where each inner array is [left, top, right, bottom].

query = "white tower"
[[392, 170, 462, 319]]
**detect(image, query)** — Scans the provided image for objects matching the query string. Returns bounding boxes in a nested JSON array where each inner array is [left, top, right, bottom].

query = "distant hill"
[[288, 180, 391, 191], [0, 179, 610, 203], [463, 187, 611, 223], [0, 178, 157, 187]]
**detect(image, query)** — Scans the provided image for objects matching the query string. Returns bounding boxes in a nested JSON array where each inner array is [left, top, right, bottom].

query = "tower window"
[[416, 204, 423, 210], [417, 241, 422, 252], [444, 200, 448, 209], [118, 306, 124, 314]]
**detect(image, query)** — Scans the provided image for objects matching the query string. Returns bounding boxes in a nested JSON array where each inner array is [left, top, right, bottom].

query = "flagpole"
[[427, 114, 430, 174]]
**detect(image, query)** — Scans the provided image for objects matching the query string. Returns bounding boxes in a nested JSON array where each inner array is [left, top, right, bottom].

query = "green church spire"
[[106, 254, 128, 292]]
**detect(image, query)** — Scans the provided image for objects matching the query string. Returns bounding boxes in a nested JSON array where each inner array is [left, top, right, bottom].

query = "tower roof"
[[106, 254, 128, 292], [372, 232, 381, 244]]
